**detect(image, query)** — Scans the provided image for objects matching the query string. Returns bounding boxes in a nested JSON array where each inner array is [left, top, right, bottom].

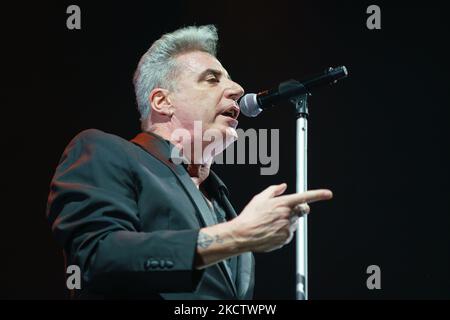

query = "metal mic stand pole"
[[292, 92, 309, 300]]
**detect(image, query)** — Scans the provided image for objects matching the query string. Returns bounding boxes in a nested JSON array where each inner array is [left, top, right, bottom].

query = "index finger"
[[275, 189, 333, 207]]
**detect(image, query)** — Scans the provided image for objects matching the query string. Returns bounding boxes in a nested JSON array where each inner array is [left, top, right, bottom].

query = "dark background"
[[1, 0, 449, 299]]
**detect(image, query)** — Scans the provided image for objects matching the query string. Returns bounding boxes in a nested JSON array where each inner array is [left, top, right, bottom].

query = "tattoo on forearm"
[[215, 235, 224, 244], [197, 232, 223, 249], [198, 232, 213, 248]]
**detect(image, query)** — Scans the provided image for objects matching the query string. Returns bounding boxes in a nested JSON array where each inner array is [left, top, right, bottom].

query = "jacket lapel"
[[208, 171, 254, 299], [130, 132, 216, 227]]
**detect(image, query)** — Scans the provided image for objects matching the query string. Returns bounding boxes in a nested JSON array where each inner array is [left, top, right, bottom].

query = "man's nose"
[[225, 80, 245, 102]]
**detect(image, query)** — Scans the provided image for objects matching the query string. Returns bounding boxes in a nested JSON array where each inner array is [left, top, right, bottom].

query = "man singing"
[[46, 25, 332, 299]]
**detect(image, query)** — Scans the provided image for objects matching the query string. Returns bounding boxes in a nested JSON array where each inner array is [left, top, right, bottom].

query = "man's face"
[[168, 51, 244, 159]]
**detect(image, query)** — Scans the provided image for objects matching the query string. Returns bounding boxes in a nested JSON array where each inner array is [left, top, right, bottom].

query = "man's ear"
[[149, 88, 173, 117]]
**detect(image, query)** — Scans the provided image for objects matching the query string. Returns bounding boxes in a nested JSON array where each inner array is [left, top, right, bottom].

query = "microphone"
[[239, 66, 348, 117]]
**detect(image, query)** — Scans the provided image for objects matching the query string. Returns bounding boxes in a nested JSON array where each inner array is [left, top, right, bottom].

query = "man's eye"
[[206, 77, 219, 83]]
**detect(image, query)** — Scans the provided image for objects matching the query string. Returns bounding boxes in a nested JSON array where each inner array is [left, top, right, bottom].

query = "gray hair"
[[133, 25, 218, 125]]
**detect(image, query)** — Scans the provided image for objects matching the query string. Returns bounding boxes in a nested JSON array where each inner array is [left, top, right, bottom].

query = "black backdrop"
[[2, 0, 449, 299]]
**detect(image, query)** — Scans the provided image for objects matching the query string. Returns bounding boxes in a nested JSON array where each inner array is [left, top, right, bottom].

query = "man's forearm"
[[194, 221, 247, 269]]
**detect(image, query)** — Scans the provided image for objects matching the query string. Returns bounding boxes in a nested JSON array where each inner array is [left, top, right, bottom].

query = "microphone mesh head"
[[239, 93, 262, 117]]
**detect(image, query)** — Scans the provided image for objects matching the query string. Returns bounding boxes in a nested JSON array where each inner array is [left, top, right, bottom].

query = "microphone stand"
[[287, 67, 347, 300], [276, 79, 310, 300], [242, 67, 347, 300], [292, 90, 309, 300]]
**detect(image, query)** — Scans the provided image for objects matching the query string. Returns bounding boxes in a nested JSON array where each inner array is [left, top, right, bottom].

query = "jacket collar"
[[131, 131, 231, 199]]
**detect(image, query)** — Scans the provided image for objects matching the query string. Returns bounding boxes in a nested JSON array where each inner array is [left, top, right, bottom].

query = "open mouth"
[[220, 105, 239, 120]]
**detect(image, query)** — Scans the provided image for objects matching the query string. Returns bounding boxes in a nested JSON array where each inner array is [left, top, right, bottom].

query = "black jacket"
[[46, 129, 254, 299]]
